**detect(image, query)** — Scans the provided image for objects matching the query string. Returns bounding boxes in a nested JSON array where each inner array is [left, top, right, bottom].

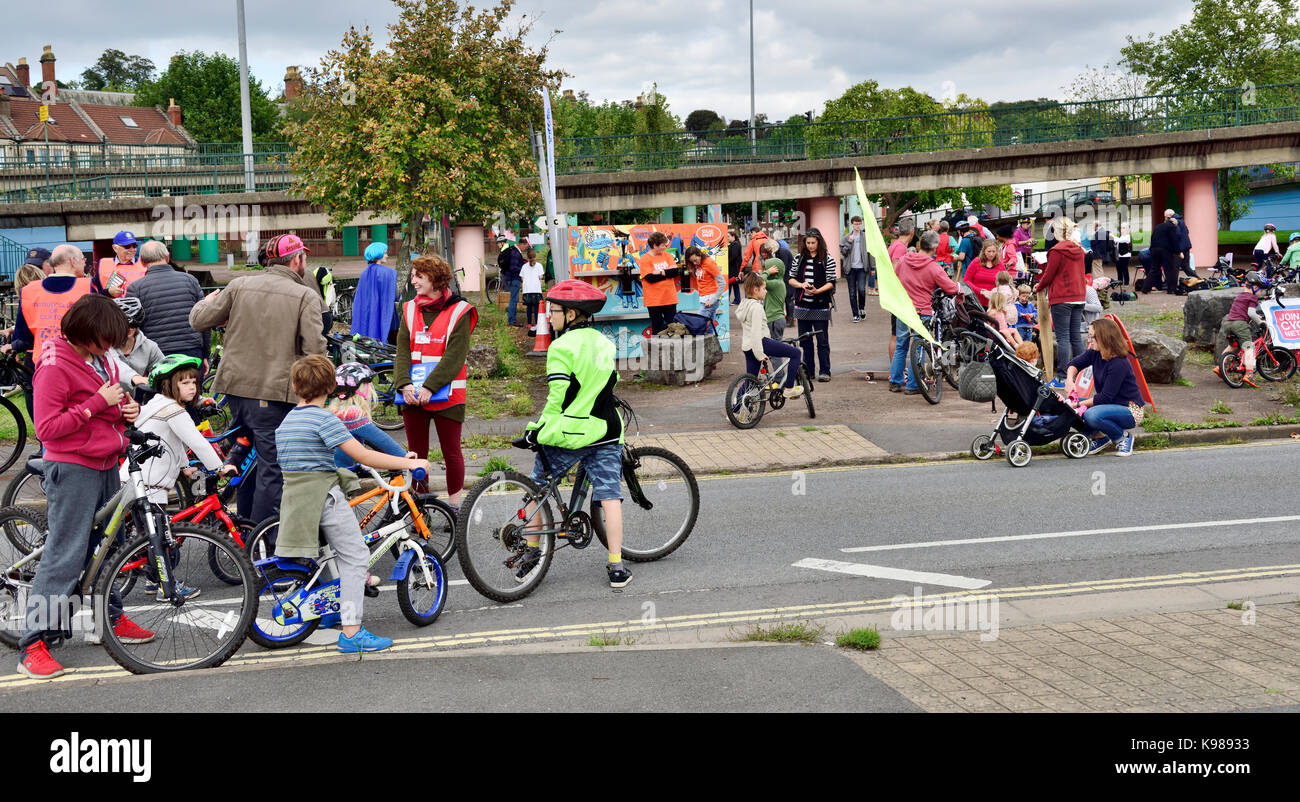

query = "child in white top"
[[520, 248, 546, 333]]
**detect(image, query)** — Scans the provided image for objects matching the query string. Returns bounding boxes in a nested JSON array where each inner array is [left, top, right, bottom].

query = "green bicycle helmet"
[[149, 354, 203, 392]]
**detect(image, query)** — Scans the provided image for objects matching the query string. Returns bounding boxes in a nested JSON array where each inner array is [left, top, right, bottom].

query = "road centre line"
[[841, 515, 1300, 553], [791, 558, 991, 589], [5, 563, 1297, 689]]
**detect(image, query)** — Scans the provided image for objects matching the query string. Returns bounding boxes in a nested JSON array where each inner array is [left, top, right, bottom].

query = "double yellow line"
[[3, 562, 1298, 689]]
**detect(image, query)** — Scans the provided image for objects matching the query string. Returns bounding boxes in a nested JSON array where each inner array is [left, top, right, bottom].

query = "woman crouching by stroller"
[[1062, 317, 1145, 457]]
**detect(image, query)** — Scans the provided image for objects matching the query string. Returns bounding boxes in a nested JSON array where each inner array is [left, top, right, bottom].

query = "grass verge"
[[734, 620, 826, 644], [466, 303, 543, 420], [835, 628, 881, 651], [1142, 413, 1241, 433], [587, 630, 637, 647]]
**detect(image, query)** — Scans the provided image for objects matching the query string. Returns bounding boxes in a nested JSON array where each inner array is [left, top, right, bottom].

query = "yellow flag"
[[854, 169, 935, 344]]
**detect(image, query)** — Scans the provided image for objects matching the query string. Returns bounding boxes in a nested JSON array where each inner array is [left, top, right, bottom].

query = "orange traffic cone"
[[526, 299, 551, 357]]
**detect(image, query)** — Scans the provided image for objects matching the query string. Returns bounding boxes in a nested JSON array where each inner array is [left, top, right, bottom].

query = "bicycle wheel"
[[942, 340, 961, 390], [411, 493, 456, 563], [455, 471, 555, 603], [1217, 350, 1245, 388], [1, 464, 46, 517], [725, 373, 766, 429], [370, 368, 404, 431], [247, 563, 320, 649], [97, 524, 255, 674], [396, 544, 447, 626], [0, 395, 26, 476], [0, 506, 46, 649], [1257, 346, 1297, 382], [1, 481, 46, 554], [798, 366, 816, 419], [208, 515, 257, 585], [244, 516, 279, 563], [909, 338, 941, 404], [593, 446, 698, 562]]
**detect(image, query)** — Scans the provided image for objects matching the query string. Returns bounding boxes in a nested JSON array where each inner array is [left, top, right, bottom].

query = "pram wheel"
[[971, 434, 996, 460], [1006, 439, 1032, 467], [1061, 432, 1091, 459]]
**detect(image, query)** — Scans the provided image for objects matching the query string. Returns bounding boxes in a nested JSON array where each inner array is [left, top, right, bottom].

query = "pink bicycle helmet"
[[334, 362, 374, 399]]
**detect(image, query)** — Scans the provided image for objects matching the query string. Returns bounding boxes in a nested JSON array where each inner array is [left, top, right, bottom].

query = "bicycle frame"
[[347, 475, 433, 541]]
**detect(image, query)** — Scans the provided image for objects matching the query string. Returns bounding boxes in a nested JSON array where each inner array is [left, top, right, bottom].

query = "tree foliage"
[[286, 0, 562, 288], [135, 51, 280, 141], [80, 49, 156, 91], [684, 109, 723, 133]]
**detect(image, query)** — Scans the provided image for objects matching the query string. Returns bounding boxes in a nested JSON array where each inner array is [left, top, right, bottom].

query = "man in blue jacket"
[[497, 234, 526, 326]]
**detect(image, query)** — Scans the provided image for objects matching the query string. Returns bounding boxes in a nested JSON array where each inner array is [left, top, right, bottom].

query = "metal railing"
[[0, 233, 28, 281], [553, 82, 1300, 174]]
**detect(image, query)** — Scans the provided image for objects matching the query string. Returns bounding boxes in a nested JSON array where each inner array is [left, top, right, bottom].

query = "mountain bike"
[[724, 331, 816, 429], [455, 397, 698, 603], [243, 467, 446, 648], [0, 350, 30, 475], [0, 429, 256, 674], [907, 289, 962, 405]]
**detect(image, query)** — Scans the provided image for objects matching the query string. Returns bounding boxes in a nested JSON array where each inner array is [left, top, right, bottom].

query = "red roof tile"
[[78, 104, 185, 146], [4, 97, 100, 143]]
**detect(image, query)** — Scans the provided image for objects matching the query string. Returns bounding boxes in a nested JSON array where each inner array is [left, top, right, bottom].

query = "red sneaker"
[[113, 615, 155, 644], [18, 641, 65, 679]]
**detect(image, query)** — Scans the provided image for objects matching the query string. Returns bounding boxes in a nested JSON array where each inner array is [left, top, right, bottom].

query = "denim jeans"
[[1049, 303, 1084, 379], [890, 314, 930, 390], [767, 318, 785, 340], [1083, 404, 1136, 441], [743, 339, 802, 388], [846, 268, 868, 317], [334, 420, 408, 469], [506, 278, 522, 324], [228, 396, 295, 524], [19, 462, 123, 650], [796, 318, 830, 377]]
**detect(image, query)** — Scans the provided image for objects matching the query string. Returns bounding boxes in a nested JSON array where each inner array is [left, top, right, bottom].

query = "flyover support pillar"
[[454, 224, 484, 292], [1183, 169, 1218, 269], [807, 196, 841, 251]]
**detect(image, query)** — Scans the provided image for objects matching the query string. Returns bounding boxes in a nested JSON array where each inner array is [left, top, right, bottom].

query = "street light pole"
[[236, 0, 255, 193], [749, 0, 757, 228]]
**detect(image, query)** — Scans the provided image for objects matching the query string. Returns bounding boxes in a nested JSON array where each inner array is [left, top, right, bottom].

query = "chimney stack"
[[39, 45, 55, 99], [168, 97, 182, 127], [562, 89, 575, 102], [284, 66, 302, 101], [15, 57, 29, 88]]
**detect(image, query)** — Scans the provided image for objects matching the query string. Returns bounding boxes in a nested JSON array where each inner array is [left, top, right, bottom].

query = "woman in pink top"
[[963, 240, 1002, 307]]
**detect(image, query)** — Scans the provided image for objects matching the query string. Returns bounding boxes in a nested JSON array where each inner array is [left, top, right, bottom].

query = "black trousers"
[[1115, 256, 1130, 286], [1144, 248, 1179, 292], [797, 318, 830, 377], [647, 305, 676, 334], [227, 396, 295, 525]]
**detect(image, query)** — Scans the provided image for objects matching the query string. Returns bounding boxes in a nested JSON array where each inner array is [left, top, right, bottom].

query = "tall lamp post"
[[749, 0, 757, 228]]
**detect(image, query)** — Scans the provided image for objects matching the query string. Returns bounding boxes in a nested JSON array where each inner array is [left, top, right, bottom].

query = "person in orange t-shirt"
[[639, 232, 680, 334], [684, 246, 722, 322]]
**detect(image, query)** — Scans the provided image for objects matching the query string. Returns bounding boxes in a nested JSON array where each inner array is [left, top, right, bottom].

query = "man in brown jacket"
[[189, 234, 327, 523]]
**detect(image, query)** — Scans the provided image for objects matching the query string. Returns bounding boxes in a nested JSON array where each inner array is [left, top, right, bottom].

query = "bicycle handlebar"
[[359, 464, 425, 495]]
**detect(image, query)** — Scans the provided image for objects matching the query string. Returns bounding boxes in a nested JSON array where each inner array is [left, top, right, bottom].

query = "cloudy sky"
[[2, 0, 1195, 122]]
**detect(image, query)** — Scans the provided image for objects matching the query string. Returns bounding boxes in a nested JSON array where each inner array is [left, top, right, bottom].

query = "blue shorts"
[[530, 442, 624, 502]]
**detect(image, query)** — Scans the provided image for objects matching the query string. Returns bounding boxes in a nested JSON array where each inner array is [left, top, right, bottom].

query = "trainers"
[[337, 627, 393, 653], [888, 383, 902, 393], [1115, 433, 1135, 456], [18, 641, 65, 679], [1047, 378, 1066, 390], [514, 546, 542, 584], [903, 387, 921, 395], [1088, 436, 1113, 455], [112, 615, 155, 644], [146, 581, 201, 602], [607, 563, 632, 589], [818, 374, 831, 383], [786, 384, 805, 398]]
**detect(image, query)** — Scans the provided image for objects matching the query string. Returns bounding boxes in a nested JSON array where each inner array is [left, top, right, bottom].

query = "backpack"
[[312, 265, 337, 308]]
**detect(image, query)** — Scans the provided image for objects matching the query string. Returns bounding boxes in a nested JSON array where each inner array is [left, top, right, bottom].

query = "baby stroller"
[[960, 304, 1094, 467]]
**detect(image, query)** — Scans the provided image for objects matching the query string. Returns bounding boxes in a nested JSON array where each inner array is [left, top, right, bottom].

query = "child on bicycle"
[[328, 362, 413, 468], [18, 294, 151, 679], [1214, 271, 1270, 388], [275, 354, 430, 653], [737, 273, 804, 398], [519, 280, 632, 588]]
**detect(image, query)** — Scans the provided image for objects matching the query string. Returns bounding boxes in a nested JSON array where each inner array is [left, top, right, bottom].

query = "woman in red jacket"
[[1035, 217, 1088, 386], [962, 240, 1002, 306]]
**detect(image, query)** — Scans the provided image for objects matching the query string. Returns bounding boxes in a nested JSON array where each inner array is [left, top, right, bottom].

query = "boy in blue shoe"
[[275, 355, 431, 652]]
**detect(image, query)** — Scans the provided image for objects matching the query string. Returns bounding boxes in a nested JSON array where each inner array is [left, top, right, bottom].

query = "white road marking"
[[840, 515, 1300, 553], [792, 558, 991, 589], [171, 607, 243, 634]]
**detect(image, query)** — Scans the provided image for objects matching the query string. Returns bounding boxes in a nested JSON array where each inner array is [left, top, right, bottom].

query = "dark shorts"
[[530, 442, 624, 502]]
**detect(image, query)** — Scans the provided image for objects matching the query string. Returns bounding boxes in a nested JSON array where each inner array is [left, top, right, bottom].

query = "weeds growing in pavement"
[[734, 620, 826, 644], [462, 434, 514, 450], [835, 628, 882, 651], [801, 425, 819, 432], [1143, 413, 1240, 432], [1174, 377, 1194, 386], [1226, 601, 1245, 611], [1249, 413, 1300, 426], [477, 456, 513, 476], [1184, 348, 1214, 367], [1210, 400, 1233, 415], [587, 630, 637, 647]]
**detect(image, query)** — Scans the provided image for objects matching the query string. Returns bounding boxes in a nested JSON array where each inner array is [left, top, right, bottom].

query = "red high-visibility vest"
[[20, 277, 94, 356], [97, 257, 146, 293], [403, 298, 478, 412]]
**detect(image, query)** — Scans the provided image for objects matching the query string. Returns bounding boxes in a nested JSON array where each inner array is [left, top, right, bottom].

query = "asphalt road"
[[4, 439, 1300, 705]]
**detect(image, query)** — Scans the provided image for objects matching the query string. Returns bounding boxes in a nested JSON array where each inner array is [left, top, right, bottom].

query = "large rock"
[[1130, 329, 1186, 383], [644, 333, 723, 385], [466, 344, 500, 378], [1182, 289, 1238, 346]]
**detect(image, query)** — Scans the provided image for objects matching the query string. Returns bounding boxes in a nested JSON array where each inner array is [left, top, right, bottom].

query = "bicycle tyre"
[[1, 475, 46, 554], [1, 464, 45, 516], [592, 446, 699, 562], [942, 340, 961, 390], [0, 395, 26, 476], [208, 515, 257, 585], [909, 338, 941, 404], [411, 493, 457, 563], [455, 471, 555, 603], [244, 516, 279, 563], [0, 506, 47, 649], [1218, 350, 1245, 388], [725, 373, 766, 429], [370, 368, 404, 431], [799, 366, 815, 419], [97, 524, 256, 674], [1257, 346, 1297, 382], [247, 563, 320, 649], [396, 545, 447, 626]]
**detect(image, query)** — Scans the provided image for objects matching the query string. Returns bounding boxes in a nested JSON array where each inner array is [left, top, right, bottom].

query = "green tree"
[[684, 108, 723, 134], [80, 49, 156, 91], [135, 51, 281, 141], [815, 80, 1012, 229], [1063, 65, 1151, 202], [287, 0, 562, 289], [1120, 0, 1300, 227]]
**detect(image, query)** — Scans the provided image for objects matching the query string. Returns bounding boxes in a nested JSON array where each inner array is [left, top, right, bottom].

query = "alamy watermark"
[[50, 732, 152, 783], [3, 592, 102, 642], [890, 587, 1000, 642]]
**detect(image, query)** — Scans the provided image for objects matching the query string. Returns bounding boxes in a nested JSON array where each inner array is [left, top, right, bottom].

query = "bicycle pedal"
[[364, 584, 379, 598]]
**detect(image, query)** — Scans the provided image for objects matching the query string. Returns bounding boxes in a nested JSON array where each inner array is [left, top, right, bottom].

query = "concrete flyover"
[[553, 122, 1300, 212]]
